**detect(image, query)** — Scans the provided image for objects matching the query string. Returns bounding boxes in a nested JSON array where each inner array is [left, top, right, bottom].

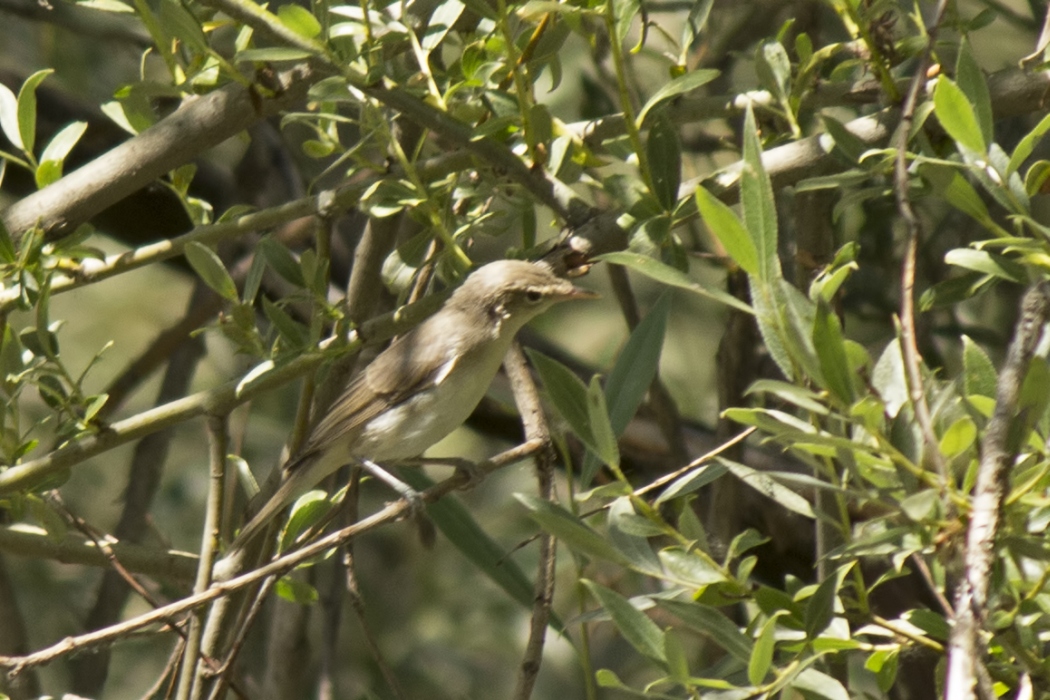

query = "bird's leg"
[[358, 459, 435, 546], [406, 456, 486, 489]]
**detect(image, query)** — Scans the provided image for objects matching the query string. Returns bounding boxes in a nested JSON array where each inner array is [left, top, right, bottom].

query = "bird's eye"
[[525, 290, 544, 303]]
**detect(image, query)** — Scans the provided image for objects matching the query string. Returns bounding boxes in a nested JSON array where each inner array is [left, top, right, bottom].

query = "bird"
[[222, 258, 597, 558]]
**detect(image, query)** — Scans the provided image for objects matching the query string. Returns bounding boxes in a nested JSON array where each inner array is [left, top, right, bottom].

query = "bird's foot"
[[359, 459, 435, 547]]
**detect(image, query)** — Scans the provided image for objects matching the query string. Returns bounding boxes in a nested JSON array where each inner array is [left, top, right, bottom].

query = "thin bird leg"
[[407, 456, 485, 489], [357, 459, 435, 546]]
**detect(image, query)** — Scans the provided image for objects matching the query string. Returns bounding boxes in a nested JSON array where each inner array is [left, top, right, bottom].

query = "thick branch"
[[0, 64, 317, 240]]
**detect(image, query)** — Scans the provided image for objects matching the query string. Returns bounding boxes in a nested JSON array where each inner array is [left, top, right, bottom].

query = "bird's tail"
[[212, 450, 319, 580]]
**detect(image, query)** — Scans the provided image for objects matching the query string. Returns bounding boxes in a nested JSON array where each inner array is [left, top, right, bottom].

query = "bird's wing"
[[298, 317, 461, 457]]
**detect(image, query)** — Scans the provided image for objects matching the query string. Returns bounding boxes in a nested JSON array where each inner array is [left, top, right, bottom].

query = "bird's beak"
[[560, 285, 600, 301]]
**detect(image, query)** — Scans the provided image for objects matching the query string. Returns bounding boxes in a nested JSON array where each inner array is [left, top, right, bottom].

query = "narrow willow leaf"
[[956, 38, 993, 149], [944, 248, 1024, 282], [16, 69, 53, 155], [804, 564, 851, 639], [695, 185, 758, 275], [1007, 111, 1050, 175], [788, 669, 850, 700], [184, 241, 238, 301], [587, 376, 620, 468], [933, 76, 986, 154], [748, 615, 778, 685], [39, 121, 87, 167], [422, 0, 465, 52], [236, 47, 315, 61], [636, 68, 719, 128], [813, 300, 854, 405], [646, 111, 681, 211], [718, 457, 815, 518], [0, 80, 20, 150], [741, 104, 780, 282], [401, 470, 538, 612], [595, 252, 752, 313], [584, 580, 667, 666], [517, 494, 631, 566], [582, 292, 669, 484], [656, 599, 752, 663], [527, 349, 596, 449]]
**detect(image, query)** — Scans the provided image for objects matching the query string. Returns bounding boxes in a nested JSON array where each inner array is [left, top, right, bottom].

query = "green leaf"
[[595, 252, 752, 313], [746, 379, 828, 415], [788, 668, 849, 700], [757, 41, 791, 102], [612, 0, 639, 46], [581, 292, 669, 484], [605, 291, 668, 435], [0, 81, 20, 151], [36, 121, 88, 186], [933, 76, 986, 154], [277, 4, 322, 38], [804, 564, 850, 639], [695, 186, 758, 275], [654, 462, 728, 504], [235, 47, 315, 62], [944, 248, 1024, 283], [865, 649, 900, 693], [900, 489, 939, 522], [422, 0, 465, 52], [955, 38, 993, 149], [274, 576, 319, 604], [184, 241, 238, 301], [741, 104, 780, 282], [812, 300, 854, 405], [516, 494, 631, 566], [587, 375, 620, 468], [903, 609, 950, 641], [16, 69, 53, 155], [939, 416, 977, 458], [39, 121, 87, 166], [748, 614, 778, 685], [259, 236, 306, 287], [962, 336, 997, 399], [872, 339, 908, 418], [401, 470, 538, 612], [636, 68, 719, 128], [821, 115, 869, 163], [664, 629, 690, 686], [584, 580, 666, 666], [1007, 111, 1050, 176], [160, 0, 208, 51], [280, 490, 334, 550], [656, 599, 752, 663], [718, 457, 815, 518], [527, 350, 596, 445], [262, 297, 309, 349], [646, 110, 681, 211], [658, 547, 727, 586]]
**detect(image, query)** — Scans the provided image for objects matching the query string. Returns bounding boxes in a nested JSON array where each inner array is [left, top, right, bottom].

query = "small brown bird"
[[224, 259, 596, 555]]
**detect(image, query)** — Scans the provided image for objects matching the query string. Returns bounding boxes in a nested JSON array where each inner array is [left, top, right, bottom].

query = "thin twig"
[[893, 0, 951, 482], [178, 414, 228, 700], [505, 344, 556, 700], [0, 439, 543, 675]]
